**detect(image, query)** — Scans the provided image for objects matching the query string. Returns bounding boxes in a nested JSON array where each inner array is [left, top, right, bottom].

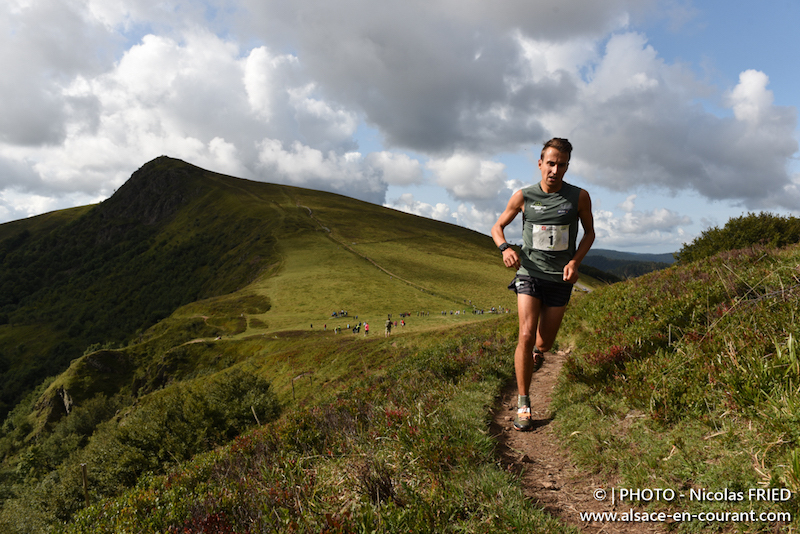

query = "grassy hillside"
[[554, 243, 800, 531], [0, 157, 517, 419], [49, 316, 576, 534], [0, 159, 281, 417], [0, 157, 546, 532]]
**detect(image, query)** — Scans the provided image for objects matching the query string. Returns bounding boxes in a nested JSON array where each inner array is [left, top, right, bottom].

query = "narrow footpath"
[[491, 348, 664, 534]]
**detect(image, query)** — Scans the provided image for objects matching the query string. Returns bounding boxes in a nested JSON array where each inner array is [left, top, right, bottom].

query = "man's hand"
[[502, 248, 521, 270], [563, 260, 580, 284]]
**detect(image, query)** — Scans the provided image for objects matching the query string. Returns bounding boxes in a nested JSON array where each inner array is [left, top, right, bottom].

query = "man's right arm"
[[492, 190, 524, 270]]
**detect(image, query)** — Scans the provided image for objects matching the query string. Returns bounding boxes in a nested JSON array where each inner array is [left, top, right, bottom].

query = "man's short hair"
[[540, 138, 573, 161]]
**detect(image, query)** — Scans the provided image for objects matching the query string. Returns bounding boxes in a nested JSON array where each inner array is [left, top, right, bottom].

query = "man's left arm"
[[563, 189, 595, 284]]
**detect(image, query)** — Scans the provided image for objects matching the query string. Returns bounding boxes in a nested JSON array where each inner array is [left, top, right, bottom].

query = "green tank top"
[[518, 182, 581, 283]]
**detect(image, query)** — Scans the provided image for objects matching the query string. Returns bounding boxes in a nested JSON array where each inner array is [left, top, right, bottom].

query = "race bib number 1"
[[531, 224, 569, 251]]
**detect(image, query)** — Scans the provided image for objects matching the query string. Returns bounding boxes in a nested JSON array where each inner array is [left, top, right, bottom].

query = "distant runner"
[[491, 138, 595, 431]]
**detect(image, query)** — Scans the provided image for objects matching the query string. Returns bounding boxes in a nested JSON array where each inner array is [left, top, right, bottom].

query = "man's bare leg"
[[515, 294, 541, 397], [535, 304, 568, 353]]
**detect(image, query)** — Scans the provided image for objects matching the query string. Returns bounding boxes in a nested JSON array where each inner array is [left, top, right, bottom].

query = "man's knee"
[[518, 328, 537, 348]]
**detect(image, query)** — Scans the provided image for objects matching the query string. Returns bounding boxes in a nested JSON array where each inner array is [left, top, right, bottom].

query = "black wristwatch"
[[498, 242, 512, 253]]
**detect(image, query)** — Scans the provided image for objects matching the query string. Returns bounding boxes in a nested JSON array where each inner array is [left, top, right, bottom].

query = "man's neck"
[[540, 179, 563, 194]]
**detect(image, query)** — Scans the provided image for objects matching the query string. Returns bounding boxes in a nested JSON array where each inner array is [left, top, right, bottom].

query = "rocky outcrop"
[[58, 386, 73, 415], [97, 156, 201, 226]]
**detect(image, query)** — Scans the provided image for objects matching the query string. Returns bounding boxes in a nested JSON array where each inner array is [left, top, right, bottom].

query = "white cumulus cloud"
[[384, 193, 455, 223], [365, 152, 424, 186], [592, 194, 692, 249], [428, 153, 507, 202]]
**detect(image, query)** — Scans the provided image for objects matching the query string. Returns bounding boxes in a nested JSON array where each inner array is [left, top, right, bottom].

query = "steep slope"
[[0, 156, 517, 427], [0, 158, 279, 417]]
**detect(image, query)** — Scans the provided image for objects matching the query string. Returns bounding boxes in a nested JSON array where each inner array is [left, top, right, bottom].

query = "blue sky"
[[1, 0, 798, 254]]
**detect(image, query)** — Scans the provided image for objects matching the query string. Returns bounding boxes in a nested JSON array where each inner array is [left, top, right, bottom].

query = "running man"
[[491, 138, 595, 431]]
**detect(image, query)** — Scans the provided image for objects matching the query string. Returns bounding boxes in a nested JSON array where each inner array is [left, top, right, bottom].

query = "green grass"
[[0, 300, 575, 533], [0, 205, 91, 242], [59, 316, 576, 534], [291, 187, 517, 310], [552, 244, 800, 532], [0, 155, 515, 421]]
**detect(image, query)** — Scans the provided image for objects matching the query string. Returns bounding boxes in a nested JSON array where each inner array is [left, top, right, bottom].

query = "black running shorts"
[[508, 274, 573, 307]]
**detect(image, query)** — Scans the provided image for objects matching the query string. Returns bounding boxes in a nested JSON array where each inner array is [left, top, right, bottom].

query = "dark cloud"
[[235, 0, 636, 154], [0, 0, 120, 145]]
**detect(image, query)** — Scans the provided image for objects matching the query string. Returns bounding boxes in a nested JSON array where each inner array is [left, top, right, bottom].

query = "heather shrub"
[[0, 368, 280, 532], [676, 211, 800, 263], [554, 243, 800, 530], [64, 321, 573, 534]]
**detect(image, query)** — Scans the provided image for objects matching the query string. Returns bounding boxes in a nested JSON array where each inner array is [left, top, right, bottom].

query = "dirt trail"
[[491, 348, 664, 534]]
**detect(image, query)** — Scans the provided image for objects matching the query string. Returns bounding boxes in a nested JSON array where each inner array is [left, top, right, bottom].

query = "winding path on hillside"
[[296, 202, 469, 306], [491, 348, 664, 534]]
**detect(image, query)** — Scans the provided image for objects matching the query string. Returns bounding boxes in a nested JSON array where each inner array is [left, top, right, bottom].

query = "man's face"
[[538, 147, 569, 191]]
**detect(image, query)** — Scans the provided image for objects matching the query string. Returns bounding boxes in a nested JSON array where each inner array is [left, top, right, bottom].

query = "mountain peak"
[[98, 156, 202, 225]]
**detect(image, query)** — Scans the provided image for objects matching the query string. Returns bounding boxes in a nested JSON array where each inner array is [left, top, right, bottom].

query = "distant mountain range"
[[586, 248, 676, 264], [582, 248, 675, 280]]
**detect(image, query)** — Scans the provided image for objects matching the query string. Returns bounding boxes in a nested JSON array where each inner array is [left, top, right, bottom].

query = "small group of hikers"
[[383, 315, 406, 337], [345, 322, 366, 334], [313, 309, 416, 337], [311, 320, 406, 336]]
